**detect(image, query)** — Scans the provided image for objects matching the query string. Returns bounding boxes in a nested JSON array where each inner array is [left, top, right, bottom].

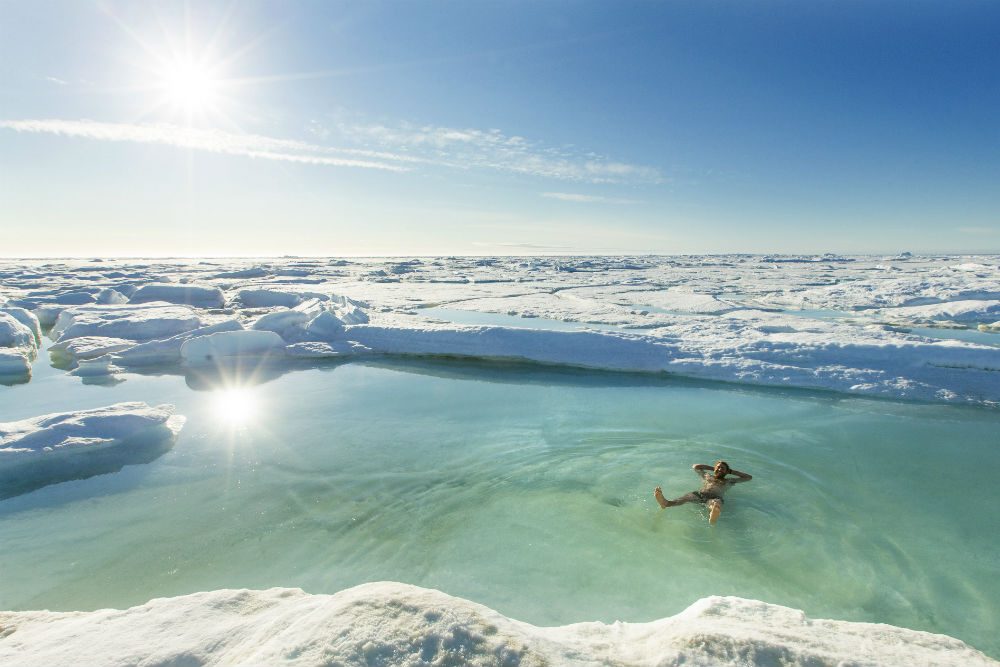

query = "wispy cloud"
[[1, 117, 664, 184], [541, 191, 640, 204], [333, 121, 663, 184], [0, 119, 410, 171], [44, 76, 69, 86]]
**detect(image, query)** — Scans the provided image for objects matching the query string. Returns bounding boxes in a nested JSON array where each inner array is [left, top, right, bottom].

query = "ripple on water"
[[0, 359, 998, 659]]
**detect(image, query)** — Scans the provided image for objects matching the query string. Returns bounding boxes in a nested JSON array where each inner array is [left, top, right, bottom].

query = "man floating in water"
[[654, 460, 752, 524]]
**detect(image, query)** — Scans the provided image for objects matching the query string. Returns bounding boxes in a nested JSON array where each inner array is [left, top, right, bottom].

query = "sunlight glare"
[[211, 387, 258, 426], [158, 56, 221, 114]]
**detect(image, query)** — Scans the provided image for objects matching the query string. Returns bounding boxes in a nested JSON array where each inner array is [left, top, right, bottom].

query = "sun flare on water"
[[211, 387, 259, 426]]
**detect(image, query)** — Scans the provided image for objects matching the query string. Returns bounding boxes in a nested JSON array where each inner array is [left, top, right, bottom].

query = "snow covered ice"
[[1, 582, 995, 667], [0, 310, 39, 381], [3, 253, 996, 405], [0, 402, 185, 499]]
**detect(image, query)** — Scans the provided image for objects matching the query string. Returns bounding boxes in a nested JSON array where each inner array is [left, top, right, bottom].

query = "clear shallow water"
[[2, 355, 999, 658]]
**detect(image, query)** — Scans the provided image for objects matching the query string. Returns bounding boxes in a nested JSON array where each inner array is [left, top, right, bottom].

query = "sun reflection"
[[211, 387, 259, 426]]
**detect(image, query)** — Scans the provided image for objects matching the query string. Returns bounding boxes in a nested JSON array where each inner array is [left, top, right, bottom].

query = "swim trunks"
[[693, 491, 724, 504]]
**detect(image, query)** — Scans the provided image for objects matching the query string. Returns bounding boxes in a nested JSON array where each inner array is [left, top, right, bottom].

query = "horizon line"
[[2, 251, 998, 261]]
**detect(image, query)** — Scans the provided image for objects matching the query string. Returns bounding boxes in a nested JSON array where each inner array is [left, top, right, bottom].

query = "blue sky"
[[1, 1, 998, 256]]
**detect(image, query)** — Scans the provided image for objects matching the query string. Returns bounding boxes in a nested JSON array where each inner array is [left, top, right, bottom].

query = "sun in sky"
[[156, 55, 223, 115], [103, 5, 245, 126]]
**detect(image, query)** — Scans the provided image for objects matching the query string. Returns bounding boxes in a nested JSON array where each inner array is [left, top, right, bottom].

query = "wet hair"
[[714, 460, 731, 473]]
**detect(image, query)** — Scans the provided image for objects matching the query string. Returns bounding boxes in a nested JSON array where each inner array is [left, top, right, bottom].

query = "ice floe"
[[113, 319, 244, 367], [52, 303, 206, 342], [0, 582, 994, 667], [0, 311, 38, 381], [874, 299, 1000, 324], [2, 255, 999, 406], [180, 329, 285, 365], [0, 402, 185, 499], [129, 283, 225, 308], [1, 306, 41, 344]]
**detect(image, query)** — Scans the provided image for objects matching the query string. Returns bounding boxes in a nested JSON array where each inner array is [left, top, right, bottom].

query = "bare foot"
[[707, 499, 722, 524], [654, 486, 669, 509]]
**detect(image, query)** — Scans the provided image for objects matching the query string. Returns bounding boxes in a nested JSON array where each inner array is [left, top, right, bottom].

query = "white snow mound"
[[0, 402, 185, 498], [0, 402, 183, 462], [180, 330, 285, 364], [0, 583, 994, 667], [129, 283, 225, 308], [52, 303, 205, 342]]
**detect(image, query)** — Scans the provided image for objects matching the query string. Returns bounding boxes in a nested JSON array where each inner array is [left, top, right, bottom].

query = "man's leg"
[[654, 487, 701, 509]]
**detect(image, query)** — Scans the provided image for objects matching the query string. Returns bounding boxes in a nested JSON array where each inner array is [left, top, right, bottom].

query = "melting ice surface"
[[1, 354, 999, 659]]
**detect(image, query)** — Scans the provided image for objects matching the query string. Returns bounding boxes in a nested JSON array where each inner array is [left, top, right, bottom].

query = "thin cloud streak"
[[541, 192, 640, 204], [1, 118, 663, 184], [334, 121, 664, 184], [0, 119, 409, 171]]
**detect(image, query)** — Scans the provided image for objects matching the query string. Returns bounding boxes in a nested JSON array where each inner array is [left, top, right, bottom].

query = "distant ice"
[[238, 287, 312, 308], [2, 255, 998, 406], [0, 402, 185, 499], [875, 299, 1000, 324], [1, 583, 995, 667], [52, 303, 205, 342], [129, 283, 225, 308]]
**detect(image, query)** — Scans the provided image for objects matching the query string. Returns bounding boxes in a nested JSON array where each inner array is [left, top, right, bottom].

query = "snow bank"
[[95, 287, 128, 305], [4, 255, 1000, 406], [0, 583, 994, 667], [876, 299, 1000, 324], [630, 288, 738, 314], [0, 312, 37, 380], [251, 299, 366, 343], [0, 312, 35, 349], [237, 288, 305, 308], [52, 303, 205, 342], [129, 283, 225, 308], [1, 307, 41, 344], [0, 402, 185, 499], [251, 308, 312, 339], [180, 330, 285, 365], [48, 336, 134, 365], [348, 321, 1000, 406], [113, 319, 243, 367]]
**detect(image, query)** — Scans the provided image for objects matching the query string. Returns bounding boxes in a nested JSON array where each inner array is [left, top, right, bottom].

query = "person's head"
[[713, 460, 731, 478]]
